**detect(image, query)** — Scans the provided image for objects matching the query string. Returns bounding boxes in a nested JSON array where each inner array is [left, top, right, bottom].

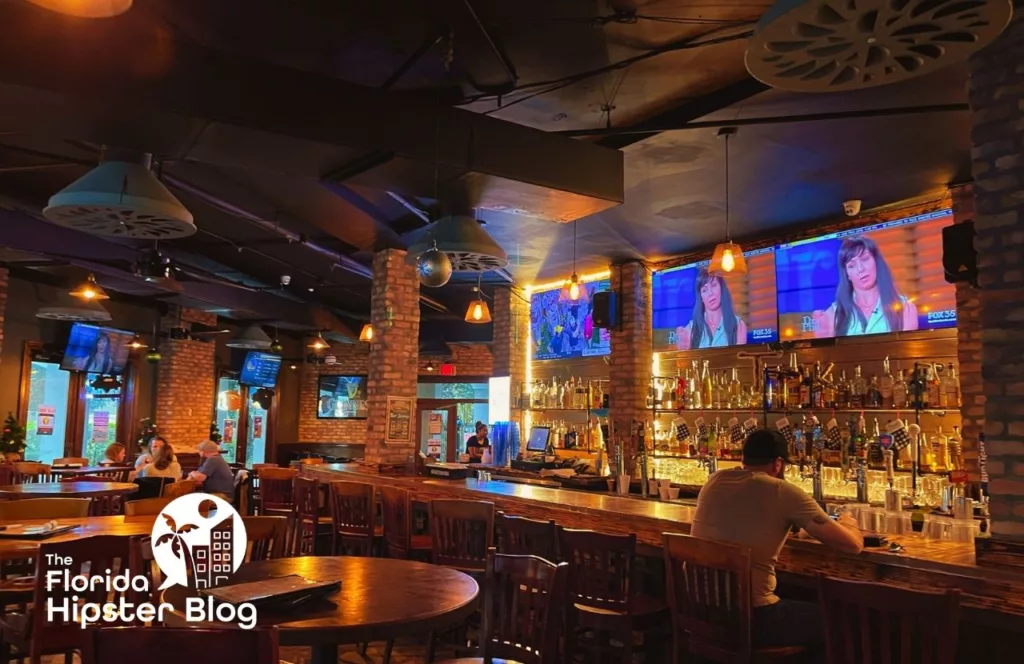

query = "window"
[[82, 376, 122, 465], [247, 386, 268, 465], [24, 362, 71, 464], [215, 378, 241, 463]]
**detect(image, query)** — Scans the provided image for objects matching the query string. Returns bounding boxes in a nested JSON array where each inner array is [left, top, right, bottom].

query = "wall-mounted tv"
[[60, 323, 135, 374], [530, 280, 612, 361], [240, 351, 281, 388], [775, 209, 956, 341], [652, 248, 778, 351], [317, 375, 368, 419]]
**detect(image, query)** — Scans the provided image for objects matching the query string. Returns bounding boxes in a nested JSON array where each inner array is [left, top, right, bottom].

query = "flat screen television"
[[530, 279, 612, 361], [652, 248, 778, 351], [240, 351, 281, 388], [317, 375, 368, 419], [775, 209, 956, 341], [60, 323, 135, 374]]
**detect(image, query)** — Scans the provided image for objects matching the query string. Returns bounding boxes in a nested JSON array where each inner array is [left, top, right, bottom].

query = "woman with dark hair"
[[812, 236, 918, 338], [138, 441, 182, 482], [676, 268, 748, 349], [466, 421, 490, 462], [86, 331, 115, 374]]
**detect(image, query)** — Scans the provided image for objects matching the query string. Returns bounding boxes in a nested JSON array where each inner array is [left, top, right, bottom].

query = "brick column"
[[0, 268, 8, 366], [155, 338, 215, 446], [609, 261, 652, 465], [968, 9, 1024, 554], [492, 286, 529, 433], [951, 185, 984, 479], [363, 249, 420, 470]]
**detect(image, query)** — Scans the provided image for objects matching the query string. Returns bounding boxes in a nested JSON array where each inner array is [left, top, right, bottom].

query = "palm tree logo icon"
[[151, 493, 247, 590]]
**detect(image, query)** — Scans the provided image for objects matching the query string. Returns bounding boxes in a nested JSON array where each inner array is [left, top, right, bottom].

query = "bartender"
[[466, 421, 491, 463]]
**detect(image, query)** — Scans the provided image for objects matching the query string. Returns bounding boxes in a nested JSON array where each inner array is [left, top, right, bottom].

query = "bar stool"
[[495, 511, 559, 562], [257, 467, 298, 517], [379, 486, 432, 560], [429, 499, 495, 575], [662, 533, 806, 663], [818, 575, 960, 664], [559, 527, 669, 664], [327, 480, 380, 556], [293, 476, 331, 556], [434, 548, 568, 664]]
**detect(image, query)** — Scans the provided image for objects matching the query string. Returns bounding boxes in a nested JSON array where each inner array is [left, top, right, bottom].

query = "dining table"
[[162, 556, 480, 664], [0, 515, 156, 561], [0, 481, 138, 500]]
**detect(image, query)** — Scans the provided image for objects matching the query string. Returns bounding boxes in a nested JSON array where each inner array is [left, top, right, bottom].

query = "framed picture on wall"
[[385, 396, 413, 444], [317, 375, 368, 419]]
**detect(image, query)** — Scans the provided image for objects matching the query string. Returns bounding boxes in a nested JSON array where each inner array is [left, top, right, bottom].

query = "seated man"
[[188, 440, 235, 501], [691, 428, 863, 653]]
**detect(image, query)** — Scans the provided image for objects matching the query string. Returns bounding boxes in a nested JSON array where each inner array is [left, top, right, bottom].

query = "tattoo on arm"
[[812, 514, 829, 525]]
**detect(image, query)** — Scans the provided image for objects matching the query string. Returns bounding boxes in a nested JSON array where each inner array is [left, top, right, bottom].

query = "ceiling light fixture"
[[359, 324, 374, 343], [709, 128, 748, 277], [426, 360, 435, 372], [128, 334, 146, 350], [559, 222, 589, 303], [25, 0, 133, 20], [69, 274, 110, 301], [464, 273, 492, 324], [308, 331, 329, 351]]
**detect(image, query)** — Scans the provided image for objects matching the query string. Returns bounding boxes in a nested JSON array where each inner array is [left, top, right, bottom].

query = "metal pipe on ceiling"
[[560, 103, 970, 138]]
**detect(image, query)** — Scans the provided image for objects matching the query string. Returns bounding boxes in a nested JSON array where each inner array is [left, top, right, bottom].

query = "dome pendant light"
[[359, 324, 374, 343], [559, 222, 590, 303], [464, 273, 492, 324], [69, 273, 110, 301], [709, 128, 748, 277]]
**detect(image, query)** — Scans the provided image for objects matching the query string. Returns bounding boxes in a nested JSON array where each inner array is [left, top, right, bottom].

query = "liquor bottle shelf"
[[651, 407, 959, 416]]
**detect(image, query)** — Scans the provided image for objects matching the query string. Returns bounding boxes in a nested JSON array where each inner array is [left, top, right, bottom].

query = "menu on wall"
[[385, 396, 413, 444]]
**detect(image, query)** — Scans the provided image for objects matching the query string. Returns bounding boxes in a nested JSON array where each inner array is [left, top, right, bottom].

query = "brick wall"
[[492, 286, 528, 430], [364, 249, 420, 468], [155, 338, 216, 447], [417, 344, 493, 375], [951, 185, 984, 480], [609, 261, 652, 463], [0, 268, 8, 368], [968, 8, 1024, 543]]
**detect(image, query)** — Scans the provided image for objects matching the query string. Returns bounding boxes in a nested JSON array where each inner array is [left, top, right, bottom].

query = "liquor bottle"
[[868, 418, 884, 468], [851, 366, 867, 409], [909, 365, 926, 409], [892, 369, 908, 410], [948, 426, 963, 471], [676, 374, 687, 411], [936, 426, 951, 472], [690, 369, 702, 410], [701, 360, 713, 410], [823, 376, 836, 410], [729, 368, 742, 409], [765, 367, 781, 411], [856, 413, 868, 461], [810, 362, 823, 410], [786, 354, 802, 408], [944, 363, 961, 408], [866, 375, 882, 409], [928, 364, 944, 409], [836, 370, 850, 409], [880, 357, 894, 408], [799, 366, 812, 409]]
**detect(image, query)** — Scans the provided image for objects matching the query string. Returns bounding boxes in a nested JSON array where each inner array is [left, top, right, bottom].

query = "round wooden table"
[[0, 482, 138, 499], [163, 557, 479, 664]]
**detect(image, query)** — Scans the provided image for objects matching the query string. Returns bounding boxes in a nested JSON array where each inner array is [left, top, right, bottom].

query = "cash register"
[[511, 426, 559, 472]]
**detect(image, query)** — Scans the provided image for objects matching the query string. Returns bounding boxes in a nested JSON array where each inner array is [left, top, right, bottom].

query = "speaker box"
[[592, 290, 617, 328], [942, 221, 977, 285]]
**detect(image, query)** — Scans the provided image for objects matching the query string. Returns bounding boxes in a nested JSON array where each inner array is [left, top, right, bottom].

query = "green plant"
[[209, 421, 222, 444], [0, 412, 27, 457]]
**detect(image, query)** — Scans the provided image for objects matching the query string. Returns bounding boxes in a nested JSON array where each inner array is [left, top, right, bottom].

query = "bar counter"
[[301, 464, 1024, 635]]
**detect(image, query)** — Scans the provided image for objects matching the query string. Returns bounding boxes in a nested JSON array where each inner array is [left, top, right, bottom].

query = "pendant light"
[[358, 324, 374, 343], [558, 222, 589, 303], [25, 0, 133, 19], [709, 128, 747, 277], [69, 273, 110, 301], [308, 331, 329, 351], [464, 273, 492, 324]]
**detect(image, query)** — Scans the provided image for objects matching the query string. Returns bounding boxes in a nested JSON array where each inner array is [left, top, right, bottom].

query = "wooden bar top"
[[303, 463, 1024, 623]]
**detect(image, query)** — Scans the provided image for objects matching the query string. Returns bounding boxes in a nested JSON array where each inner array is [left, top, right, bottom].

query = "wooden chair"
[[163, 479, 199, 500], [133, 476, 174, 500], [435, 548, 568, 664], [81, 626, 281, 664], [663, 533, 806, 663], [125, 497, 172, 517], [328, 480, 379, 556], [0, 535, 142, 663], [0, 498, 90, 520], [293, 476, 330, 556], [242, 516, 290, 562], [0, 465, 17, 485], [12, 462, 49, 484], [818, 575, 960, 664], [429, 499, 495, 574], [379, 485, 431, 560], [258, 467, 298, 516], [560, 527, 669, 664], [52, 457, 88, 467], [495, 511, 559, 562], [90, 466, 131, 482]]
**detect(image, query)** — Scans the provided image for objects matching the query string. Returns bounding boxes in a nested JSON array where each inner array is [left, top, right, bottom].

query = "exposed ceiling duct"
[[406, 214, 508, 272], [746, 0, 1013, 92], [225, 324, 273, 349], [43, 149, 196, 239], [36, 294, 112, 322]]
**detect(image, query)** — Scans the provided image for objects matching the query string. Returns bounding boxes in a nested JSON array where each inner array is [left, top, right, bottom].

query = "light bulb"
[[81, 288, 97, 300], [365, 327, 373, 340], [721, 248, 736, 273], [569, 281, 580, 301]]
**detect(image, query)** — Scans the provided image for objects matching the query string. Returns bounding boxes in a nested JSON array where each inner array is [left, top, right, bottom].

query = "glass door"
[[419, 406, 456, 462], [81, 376, 122, 465], [24, 361, 71, 464], [215, 377, 242, 463], [246, 386, 268, 466]]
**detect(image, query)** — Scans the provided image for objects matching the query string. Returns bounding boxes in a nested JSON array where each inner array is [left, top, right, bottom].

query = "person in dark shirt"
[[466, 421, 490, 462], [189, 440, 235, 500]]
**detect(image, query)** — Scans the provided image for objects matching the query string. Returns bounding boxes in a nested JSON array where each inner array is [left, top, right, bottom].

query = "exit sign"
[[439, 363, 457, 376]]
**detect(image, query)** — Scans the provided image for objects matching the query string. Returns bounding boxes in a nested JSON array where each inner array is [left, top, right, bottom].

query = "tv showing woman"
[[812, 236, 918, 338], [675, 268, 748, 349], [87, 331, 116, 374]]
